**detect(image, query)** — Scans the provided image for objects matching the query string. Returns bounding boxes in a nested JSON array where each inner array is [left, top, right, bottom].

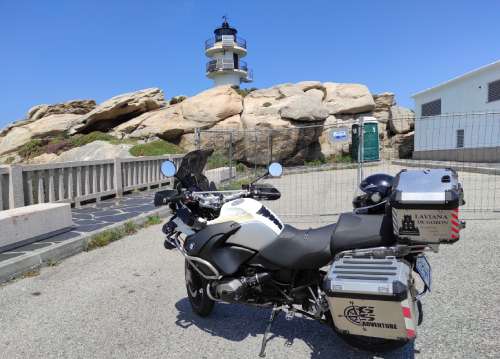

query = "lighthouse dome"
[[214, 19, 237, 41]]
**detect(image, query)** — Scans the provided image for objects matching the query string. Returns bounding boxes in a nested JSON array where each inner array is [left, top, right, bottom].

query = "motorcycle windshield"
[[175, 149, 214, 189]]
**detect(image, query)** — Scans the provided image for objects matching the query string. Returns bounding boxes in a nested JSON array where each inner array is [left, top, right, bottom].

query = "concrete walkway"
[[0, 192, 166, 282]]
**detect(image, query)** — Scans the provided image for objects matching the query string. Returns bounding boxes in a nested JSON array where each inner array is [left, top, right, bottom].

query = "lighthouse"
[[205, 17, 252, 87]]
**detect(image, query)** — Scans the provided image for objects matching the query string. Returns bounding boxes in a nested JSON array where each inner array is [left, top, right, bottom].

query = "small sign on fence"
[[328, 128, 349, 143]]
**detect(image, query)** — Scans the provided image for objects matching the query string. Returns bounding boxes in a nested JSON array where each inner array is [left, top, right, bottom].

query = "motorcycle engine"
[[216, 273, 271, 302]]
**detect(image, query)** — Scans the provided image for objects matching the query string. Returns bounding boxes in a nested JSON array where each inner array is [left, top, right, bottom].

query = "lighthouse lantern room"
[[205, 17, 252, 87]]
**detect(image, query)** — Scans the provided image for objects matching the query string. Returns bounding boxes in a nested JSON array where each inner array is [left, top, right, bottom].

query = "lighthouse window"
[[233, 54, 239, 69]]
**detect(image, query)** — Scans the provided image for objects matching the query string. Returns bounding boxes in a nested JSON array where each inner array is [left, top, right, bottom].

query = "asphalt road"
[[0, 218, 498, 359]]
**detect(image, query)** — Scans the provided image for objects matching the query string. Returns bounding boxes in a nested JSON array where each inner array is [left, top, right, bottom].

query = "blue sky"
[[1, 0, 499, 128]]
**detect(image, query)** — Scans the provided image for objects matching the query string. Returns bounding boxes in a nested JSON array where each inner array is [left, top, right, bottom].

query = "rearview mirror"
[[161, 160, 177, 177], [268, 162, 283, 177]]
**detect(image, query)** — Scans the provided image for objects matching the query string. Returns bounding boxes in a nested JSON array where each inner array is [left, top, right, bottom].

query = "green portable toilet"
[[351, 119, 380, 162]]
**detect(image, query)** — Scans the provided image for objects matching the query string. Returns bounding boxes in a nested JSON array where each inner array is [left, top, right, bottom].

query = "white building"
[[412, 60, 500, 162], [205, 18, 252, 87]]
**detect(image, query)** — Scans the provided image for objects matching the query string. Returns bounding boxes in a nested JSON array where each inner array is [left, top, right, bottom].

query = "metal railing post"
[[357, 117, 365, 187], [9, 165, 25, 208], [228, 131, 234, 180], [268, 131, 273, 165]]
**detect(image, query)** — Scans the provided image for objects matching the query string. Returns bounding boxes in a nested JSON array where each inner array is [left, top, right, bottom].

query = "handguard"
[[154, 190, 182, 206]]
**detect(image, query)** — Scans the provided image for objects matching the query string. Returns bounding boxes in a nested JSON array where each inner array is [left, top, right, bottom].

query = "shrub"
[[304, 159, 326, 166], [144, 215, 161, 226], [4, 156, 15, 164], [236, 163, 247, 173], [18, 139, 45, 159], [262, 102, 272, 107], [123, 221, 139, 235], [69, 131, 117, 147], [206, 151, 230, 170], [129, 140, 183, 157], [87, 228, 125, 250], [327, 154, 353, 163]]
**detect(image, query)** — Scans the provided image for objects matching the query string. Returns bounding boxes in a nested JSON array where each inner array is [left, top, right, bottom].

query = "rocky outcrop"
[[324, 83, 375, 115], [180, 85, 242, 125], [0, 114, 82, 155], [27, 153, 60, 164], [57, 141, 133, 162], [390, 132, 414, 159], [388, 106, 415, 134], [279, 92, 329, 122], [0, 81, 416, 164], [70, 88, 166, 134], [114, 86, 243, 144], [319, 116, 351, 158], [27, 100, 96, 121], [178, 114, 243, 152], [238, 85, 326, 165], [372, 92, 394, 123]]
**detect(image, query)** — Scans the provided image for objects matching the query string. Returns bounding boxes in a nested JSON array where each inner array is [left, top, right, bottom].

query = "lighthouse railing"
[[204, 36, 247, 50]]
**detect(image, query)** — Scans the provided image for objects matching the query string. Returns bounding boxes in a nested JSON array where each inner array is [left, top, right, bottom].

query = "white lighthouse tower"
[[205, 17, 252, 87]]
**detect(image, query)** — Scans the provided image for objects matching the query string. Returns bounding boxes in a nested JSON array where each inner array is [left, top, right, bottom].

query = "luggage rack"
[[335, 244, 441, 260]]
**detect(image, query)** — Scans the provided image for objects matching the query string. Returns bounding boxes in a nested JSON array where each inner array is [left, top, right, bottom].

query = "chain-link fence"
[[197, 112, 500, 224]]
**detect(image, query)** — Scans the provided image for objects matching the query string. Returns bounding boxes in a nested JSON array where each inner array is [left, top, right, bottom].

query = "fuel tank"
[[208, 198, 283, 252]]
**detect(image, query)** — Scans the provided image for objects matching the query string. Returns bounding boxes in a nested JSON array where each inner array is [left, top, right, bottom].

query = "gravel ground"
[[0, 219, 499, 359]]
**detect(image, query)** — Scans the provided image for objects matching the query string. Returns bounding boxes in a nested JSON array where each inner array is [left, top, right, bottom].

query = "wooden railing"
[[2, 155, 184, 210]]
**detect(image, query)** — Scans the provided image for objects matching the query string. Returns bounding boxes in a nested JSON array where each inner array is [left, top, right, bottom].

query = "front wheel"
[[185, 260, 214, 317]]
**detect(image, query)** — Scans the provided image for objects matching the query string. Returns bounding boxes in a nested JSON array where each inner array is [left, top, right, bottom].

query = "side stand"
[[259, 306, 281, 358]]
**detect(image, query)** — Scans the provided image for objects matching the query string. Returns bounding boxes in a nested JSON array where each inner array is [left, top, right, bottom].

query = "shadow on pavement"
[[175, 298, 414, 359]]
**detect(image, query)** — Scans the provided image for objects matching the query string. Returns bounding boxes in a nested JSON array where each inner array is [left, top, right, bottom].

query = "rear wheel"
[[185, 260, 214, 317]]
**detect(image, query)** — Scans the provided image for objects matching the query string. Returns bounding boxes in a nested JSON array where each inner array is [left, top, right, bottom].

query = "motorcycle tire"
[[185, 260, 214, 317]]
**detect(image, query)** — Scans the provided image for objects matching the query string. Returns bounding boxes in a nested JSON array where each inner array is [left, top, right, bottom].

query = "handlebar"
[[154, 184, 281, 208]]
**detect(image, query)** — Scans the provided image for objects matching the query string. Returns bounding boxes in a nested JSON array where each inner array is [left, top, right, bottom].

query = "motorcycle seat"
[[259, 223, 337, 270], [330, 213, 395, 254]]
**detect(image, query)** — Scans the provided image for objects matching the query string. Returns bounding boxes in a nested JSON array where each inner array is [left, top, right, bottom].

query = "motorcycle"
[[154, 150, 466, 356]]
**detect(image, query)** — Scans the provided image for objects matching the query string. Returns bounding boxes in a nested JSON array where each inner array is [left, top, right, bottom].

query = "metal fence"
[[197, 112, 500, 223]]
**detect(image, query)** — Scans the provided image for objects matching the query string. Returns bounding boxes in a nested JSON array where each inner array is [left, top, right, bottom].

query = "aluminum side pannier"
[[390, 169, 465, 245], [324, 255, 417, 341]]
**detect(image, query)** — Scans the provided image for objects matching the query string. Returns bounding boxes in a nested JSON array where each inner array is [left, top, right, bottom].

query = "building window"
[[488, 79, 500, 102], [421, 99, 441, 116], [456, 129, 464, 148]]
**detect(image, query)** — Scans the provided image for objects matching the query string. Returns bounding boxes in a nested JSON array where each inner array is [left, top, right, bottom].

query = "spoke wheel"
[[185, 260, 215, 317]]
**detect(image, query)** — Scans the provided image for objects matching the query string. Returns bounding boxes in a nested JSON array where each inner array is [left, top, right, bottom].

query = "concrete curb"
[[0, 207, 171, 284]]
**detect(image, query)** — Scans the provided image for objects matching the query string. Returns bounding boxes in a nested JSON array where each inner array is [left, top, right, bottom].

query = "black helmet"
[[360, 173, 394, 197], [353, 173, 394, 213]]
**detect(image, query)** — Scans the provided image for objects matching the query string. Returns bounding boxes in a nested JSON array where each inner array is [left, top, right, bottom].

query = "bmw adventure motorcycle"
[[154, 150, 466, 356]]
